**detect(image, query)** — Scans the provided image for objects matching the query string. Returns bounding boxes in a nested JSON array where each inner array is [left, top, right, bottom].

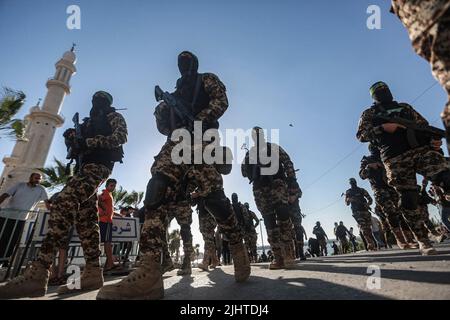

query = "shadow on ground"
[[165, 268, 385, 300]]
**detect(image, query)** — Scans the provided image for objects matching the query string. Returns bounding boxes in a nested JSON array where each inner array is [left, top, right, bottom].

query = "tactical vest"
[[248, 143, 285, 186], [81, 112, 124, 168], [347, 187, 369, 212], [176, 74, 219, 130]]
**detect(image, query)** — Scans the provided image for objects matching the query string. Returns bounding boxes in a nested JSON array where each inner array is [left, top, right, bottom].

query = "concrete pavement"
[[17, 242, 450, 300]]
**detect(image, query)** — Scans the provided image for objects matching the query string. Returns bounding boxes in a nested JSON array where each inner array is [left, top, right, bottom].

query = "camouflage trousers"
[[419, 205, 440, 236], [392, 1, 450, 150], [373, 187, 405, 229], [352, 210, 376, 248], [384, 146, 449, 245], [141, 140, 241, 263], [140, 198, 212, 264], [253, 179, 291, 253], [288, 200, 305, 243], [38, 163, 111, 268], [198, 203, 218, 254], [317, 237, 328, 256], [337, 236, 349, 254], [160, 200, 193, 259], [243, 230, 258, 261]]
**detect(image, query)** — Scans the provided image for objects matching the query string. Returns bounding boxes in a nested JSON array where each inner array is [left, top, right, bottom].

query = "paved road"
[[19, 242, 450, 300]]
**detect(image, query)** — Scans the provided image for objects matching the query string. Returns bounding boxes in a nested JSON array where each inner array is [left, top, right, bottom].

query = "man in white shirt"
[[0, 173, 49, 265]]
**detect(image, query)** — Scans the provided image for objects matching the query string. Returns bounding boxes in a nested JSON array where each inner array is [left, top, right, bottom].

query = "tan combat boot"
[[177, 256, 192, 276], [283, 243, 296, 269], [269, 248, 285, 270], [0, 261, 49, 299], [197, 249, 212, 271], [402, 229, 419, 248], [230, 242, 251, 282], [57, 264, 104, 295], [96, 255, 164, 300], [210, 252, 220, 269], [419, 243, 438, 256], [392, 228, 411, 249]]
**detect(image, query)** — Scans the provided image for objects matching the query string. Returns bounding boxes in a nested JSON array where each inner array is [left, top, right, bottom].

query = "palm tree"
[[39, 158, 73, 191], [126, 191, 144, 208], [0, 87, 26, 140], [112, 186, 130, 208], [168, 229, 181, 263]]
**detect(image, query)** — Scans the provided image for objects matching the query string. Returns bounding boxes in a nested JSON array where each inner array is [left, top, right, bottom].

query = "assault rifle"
[[154, 86, 195, 132], [375, 114, 445, 148]]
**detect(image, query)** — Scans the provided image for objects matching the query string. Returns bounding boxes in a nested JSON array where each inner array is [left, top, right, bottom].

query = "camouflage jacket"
[[154, 73, 228, 135], [391, 0, 450, 55], [85, 112, 128, 149], [241, 142, 296, 182]]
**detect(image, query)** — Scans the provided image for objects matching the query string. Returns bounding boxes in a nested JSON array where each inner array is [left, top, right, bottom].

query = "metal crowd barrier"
[[0, 208, 141, 282]]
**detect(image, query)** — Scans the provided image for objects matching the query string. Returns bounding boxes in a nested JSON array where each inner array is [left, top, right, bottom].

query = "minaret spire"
[[0, 48, 77, 192]]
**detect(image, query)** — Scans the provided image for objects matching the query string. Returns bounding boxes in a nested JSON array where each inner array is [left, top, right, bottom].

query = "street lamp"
[[259, 218, 265, 255]]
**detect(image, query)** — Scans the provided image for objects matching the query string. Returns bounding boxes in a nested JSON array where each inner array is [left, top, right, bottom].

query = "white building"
[[0, 47, 77, 193]]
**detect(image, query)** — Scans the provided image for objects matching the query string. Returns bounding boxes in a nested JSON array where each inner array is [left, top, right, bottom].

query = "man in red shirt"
[[98, 179, 117, 271]]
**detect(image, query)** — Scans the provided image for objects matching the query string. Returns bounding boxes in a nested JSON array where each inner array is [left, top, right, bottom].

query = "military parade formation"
[[0, 0, 449, 300]]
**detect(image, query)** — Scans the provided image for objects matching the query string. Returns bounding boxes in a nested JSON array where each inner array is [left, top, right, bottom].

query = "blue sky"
[[0, 0, 447, 248]]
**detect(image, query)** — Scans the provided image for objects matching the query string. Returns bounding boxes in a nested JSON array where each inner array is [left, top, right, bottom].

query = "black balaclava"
[[176, 51, 199, 103], [370, 81, 393, 104], [231, 193, 238, 204], [349, 178, 357, 188], [90, 91, 114, 118]]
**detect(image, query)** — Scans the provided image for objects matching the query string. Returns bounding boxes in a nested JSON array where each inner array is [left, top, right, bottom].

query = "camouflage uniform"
[[359, 152, 415, 246], [157, 197, 193, 271], [357, 101, 450, 250], [242, 143, 297, 267], [197, 201, 218, 262], [312, 225, 328, 256], [139, 73, 242, 264], [287, 183, 307, 258], [344, 187, 377, 250], [39, 112, 128, 269], [241, 207, 259, 262], [418, 188, 441, 237], [391, 1, 450, 151]]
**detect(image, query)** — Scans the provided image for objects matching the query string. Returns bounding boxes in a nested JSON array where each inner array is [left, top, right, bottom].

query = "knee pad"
[[143, 173, 170, 210], [399, 190, 419, 210], [204, 190, 232, 222], [432, 170, 450, 191]]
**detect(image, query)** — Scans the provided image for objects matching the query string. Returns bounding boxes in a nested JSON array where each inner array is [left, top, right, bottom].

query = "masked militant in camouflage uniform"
[[243, 202, 259, 263], [344, 178, 377, 251], [360, 144, 418, 249], [0, 91, 128, 299], [356, 81, 450, 255], [97, 51, 249, 300], [242, 127, 298, 269], [390, 1, 450, 153], [231, 193, 258, 262], [312, 221, 329, 256], [287, 178, 307, 260]]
